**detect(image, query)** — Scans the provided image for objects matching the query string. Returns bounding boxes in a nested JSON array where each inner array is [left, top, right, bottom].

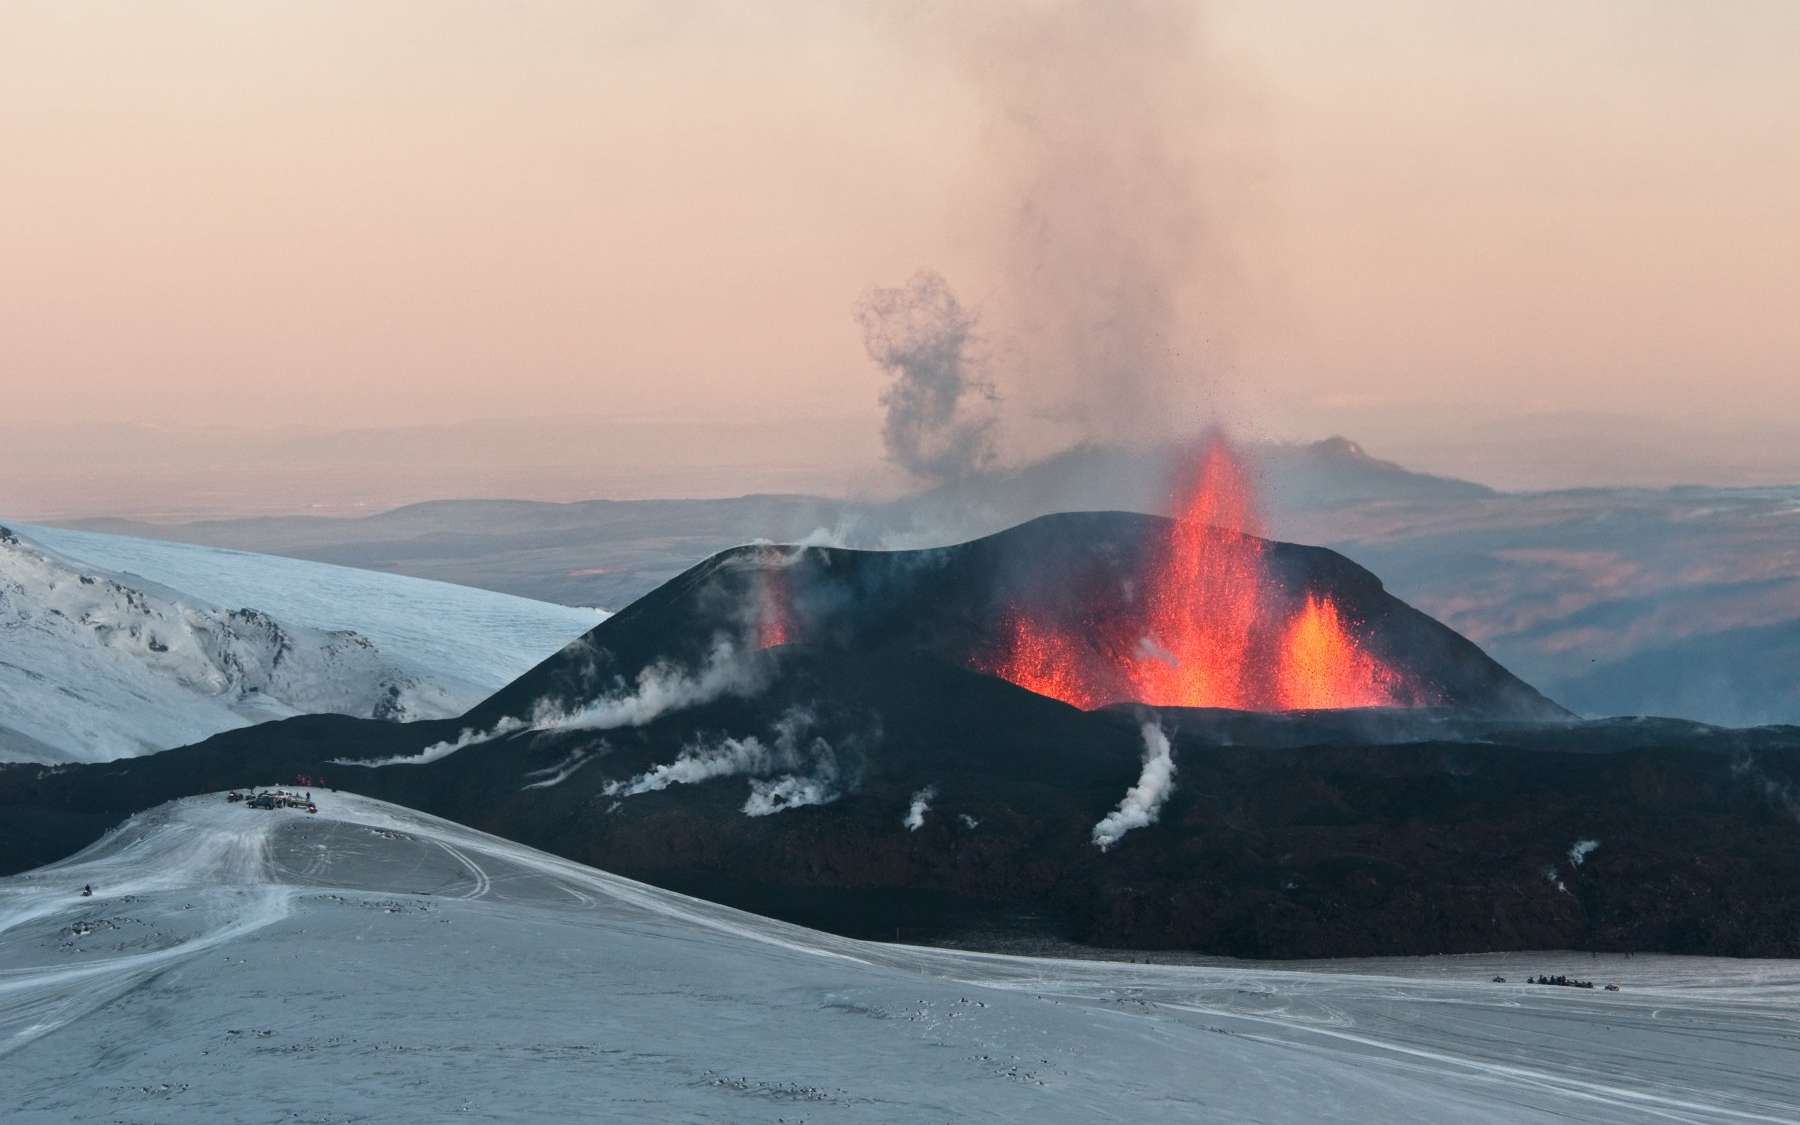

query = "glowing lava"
[[1276, 594, 1397, 710], [984, 611, 1112, 710], [1126, 437, 1268, 709], [981, 435, 1410, 711], [755, 565, 795, 649]]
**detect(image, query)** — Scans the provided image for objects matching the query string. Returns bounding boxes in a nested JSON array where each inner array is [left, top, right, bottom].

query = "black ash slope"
[[475, 511, 1565, 726]]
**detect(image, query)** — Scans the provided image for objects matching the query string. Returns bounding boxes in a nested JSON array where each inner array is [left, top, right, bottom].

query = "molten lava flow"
[[978, 435, 1410, 711], [1127, 438, 1267, 709], [1276, 594, 1397, 710], [755, 566, 794, 649], [982, 612, 1111, 710]]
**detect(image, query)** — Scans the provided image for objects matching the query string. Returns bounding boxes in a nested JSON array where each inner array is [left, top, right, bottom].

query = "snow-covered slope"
[[17, 522, 606, 693], [2, 792, 1794, 1123], [0, 526, 601, 764]]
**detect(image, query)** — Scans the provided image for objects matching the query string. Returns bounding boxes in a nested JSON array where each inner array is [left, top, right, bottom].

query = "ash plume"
[[903, 785, 938, 831], [875, 1, 1261, 451], [856, 271, 998, 482], [1092, 721, 1176, 851]]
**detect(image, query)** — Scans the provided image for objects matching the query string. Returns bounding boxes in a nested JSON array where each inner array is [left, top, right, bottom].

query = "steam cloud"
[[343, 636, 768, 767], [743, 768, 840, 817], [875, 1, 1257, 451], [856, 271, 998, 482], [1568, 838, 1600, 866], [555, 636, 768, 731], [903, 785, 938, 831], [1092, 721, 1176, 851], [605, 705, 844, 817]]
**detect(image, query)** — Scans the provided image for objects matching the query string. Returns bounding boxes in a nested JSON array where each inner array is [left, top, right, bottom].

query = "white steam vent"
[[1092, 721, 1176, 851]]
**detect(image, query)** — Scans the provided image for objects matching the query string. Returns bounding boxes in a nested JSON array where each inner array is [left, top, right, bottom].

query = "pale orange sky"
[[3, 1, 1797, 507]]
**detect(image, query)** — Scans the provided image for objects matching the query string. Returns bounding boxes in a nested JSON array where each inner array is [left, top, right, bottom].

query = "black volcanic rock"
[[476, 511, 1565, 725]]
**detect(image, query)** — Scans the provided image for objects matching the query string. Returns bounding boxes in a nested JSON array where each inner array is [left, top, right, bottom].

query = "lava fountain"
[[754, 559, 796, 650], [981, 435, 1409, 711]]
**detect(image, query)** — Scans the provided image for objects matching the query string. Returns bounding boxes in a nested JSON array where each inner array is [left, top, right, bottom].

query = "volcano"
[[472, 506, 1565, 728], [11, 504, 1800, 959]]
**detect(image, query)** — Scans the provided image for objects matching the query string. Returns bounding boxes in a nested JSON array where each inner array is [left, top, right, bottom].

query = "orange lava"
[[755, 566, 794, 649], [1276, 594, 1397, 710], [981, 435, 1409, 712], [1126, 437, 1267, 709], [981, 612, 1112, 710]]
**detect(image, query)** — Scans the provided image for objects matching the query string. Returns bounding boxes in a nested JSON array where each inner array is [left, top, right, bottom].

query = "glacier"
[[0, 525, 603, 764]]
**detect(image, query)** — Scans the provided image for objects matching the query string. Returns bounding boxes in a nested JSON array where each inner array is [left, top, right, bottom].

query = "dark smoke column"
[[856, 271, 998, 483]]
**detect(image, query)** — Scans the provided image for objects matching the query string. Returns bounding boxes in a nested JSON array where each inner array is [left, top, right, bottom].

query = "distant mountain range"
[[62, 437, 1487, 608], [42, 436, 1800, 727]]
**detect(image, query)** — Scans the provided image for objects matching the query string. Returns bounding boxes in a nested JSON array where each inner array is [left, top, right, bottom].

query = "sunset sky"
[[4, 1, 1797, 515]]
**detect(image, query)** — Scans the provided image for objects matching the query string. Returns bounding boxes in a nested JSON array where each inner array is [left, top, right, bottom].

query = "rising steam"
[[903, 785, 938, 831], [856, 271, 998, 482], [1568, 839, 1601, 866], [343, 636, 768, 767], [1092, 721, 1176, 851], [556, 636, 768, 731], [604, 705, 844, 816], [875, 1, 1261, 451]]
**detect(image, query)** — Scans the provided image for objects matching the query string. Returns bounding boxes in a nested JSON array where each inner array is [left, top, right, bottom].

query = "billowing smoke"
[[342, 636, 768, 767], [903, 785, 938, 831], [856, 271, 998, 482], [1568, 838, 1600, 867], [744, 767, 840, 817], [604, 705, 844, 816], [556, 636, 767, 731], [605, 731, 777, 797], [875, 1, 1260, 453], [342, 716, 530, 768], [1092, 721, 1176, 851]]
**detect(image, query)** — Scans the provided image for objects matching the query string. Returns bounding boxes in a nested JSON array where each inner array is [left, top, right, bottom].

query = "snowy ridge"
[[0, 526, 598, 764], [0, 526, 455, 762], [14, 522, 605, 695]]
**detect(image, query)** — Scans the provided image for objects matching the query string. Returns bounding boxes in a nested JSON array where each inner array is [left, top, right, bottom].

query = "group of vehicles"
[[226, 788, 318, 814]]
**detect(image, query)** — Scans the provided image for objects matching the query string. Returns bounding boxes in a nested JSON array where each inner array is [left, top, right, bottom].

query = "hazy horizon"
[[5, 1, 1797, 518]]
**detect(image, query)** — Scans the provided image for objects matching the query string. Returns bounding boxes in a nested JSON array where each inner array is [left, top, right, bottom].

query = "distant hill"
[[60, 436, 1487, 609]]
